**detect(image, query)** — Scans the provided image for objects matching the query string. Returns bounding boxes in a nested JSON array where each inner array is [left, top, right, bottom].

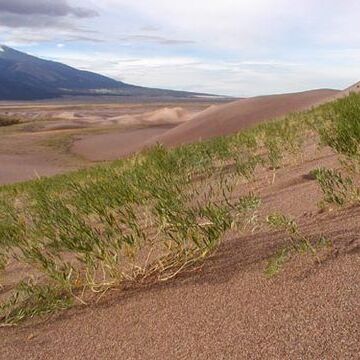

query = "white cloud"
[[95, 0, 360, 51], [42, 49, 359, 96], [2, 0, 360, 95]]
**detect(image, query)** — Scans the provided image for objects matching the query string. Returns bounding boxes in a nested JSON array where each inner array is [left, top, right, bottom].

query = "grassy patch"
[[0, 282, 73, 325], [265, 247, 289, 277], [311, 167, 360, 207]]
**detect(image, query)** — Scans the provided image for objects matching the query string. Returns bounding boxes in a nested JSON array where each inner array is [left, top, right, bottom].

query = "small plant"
[[315, 93, 360, 167], [265, 213, 319, 276], [0, 281, 73, 325], [264, 248, 289, 277], [311, 167, 359, 206]]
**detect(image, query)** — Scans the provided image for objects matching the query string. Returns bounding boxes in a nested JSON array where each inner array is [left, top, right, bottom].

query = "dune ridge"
[[149, 88, 341, 147]]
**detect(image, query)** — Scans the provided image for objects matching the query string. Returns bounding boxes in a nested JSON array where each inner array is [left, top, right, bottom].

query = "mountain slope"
[[0, 45, 210, 100], [149, 88, 341, 147]]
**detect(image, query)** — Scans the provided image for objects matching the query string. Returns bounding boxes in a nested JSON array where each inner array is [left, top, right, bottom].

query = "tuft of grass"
[[265, 248, 289, 277], [311, 167, 359, 207], [0, 281, 73, 325], [265, 213, 320, 276], [315, 92, 360, 167]]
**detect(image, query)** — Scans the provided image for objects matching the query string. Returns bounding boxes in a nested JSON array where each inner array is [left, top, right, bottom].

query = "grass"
[[1, 92, 360, 323], [265, 213, 332, 276], [311, 167, 360, 207], [264, 248, 289, 277], [0, 282, 72, 325]]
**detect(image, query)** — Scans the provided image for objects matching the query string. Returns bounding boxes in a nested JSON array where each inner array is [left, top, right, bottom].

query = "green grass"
[[314, 92, 360, 168], [1, 92, 360, 323], [0, 281, 73, 325], [265, 248, 289, 277], [265, 213, 328, 276], [311, 167, 360, 207]]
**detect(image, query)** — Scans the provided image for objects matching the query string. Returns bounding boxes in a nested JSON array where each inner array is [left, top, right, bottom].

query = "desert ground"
[[1, 133, 359, 359], [0, 99, 222, 184], [0, 87, 344, 185], [0, 87, 359, 359]]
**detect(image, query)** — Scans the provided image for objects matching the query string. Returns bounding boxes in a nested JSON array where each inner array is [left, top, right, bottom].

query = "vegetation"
[[316, 93, 360, 162], [265, 213, 323, 276], [311, 167, 359, 207], [1, 92, 360, 323]]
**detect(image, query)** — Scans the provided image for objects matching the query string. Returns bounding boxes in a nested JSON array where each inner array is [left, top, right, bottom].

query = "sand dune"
[[108, 107, 192, 127], [72, 125, 175, 161], [2, 141, 359, 359], [70, 107, 197, 161], [149, 89, 340, 147]]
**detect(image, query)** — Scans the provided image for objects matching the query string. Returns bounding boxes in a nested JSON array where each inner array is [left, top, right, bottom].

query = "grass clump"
[[315, 92, 360, 168], [311, 167, 360, 207], [0, 281, 72, 325], [265, 248, 289, 277], [265, 213, 321, 276]]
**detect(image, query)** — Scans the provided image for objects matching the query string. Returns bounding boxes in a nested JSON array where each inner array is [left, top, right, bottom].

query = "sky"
[[1, 0, 360, 96]]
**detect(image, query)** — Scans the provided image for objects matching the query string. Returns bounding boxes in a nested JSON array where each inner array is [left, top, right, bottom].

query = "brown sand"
[[0, 154, 70, 185], [1, 140, 359, 359], [149, 89, 340, 147], [72, 125, 175, 162], [0, 101, 216, 184]]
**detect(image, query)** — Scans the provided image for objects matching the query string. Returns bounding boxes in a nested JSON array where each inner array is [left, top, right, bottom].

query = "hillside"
[[1, 92, 359, 359], [0, 45, 212, 100], [150, 88, 341, 147]]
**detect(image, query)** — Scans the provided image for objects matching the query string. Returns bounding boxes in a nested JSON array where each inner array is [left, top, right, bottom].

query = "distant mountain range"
[[0, 45, 212, 101]]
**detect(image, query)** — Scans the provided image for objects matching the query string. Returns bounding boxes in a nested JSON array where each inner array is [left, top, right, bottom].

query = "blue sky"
[[1, 0, 360, 96]]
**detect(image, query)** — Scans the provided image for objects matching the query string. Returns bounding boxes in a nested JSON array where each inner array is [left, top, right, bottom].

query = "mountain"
[[0, 45, 211, 100]]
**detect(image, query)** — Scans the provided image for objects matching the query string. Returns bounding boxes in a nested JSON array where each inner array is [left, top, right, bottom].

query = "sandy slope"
[[72, 125, 175, 161], [149, 89, 340, 147], [0, 154, 70, 185], [1, 141, 359, 359]]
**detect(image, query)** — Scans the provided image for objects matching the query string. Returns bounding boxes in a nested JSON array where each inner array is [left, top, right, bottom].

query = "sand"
[[0, 101, 216, 184], [72, 125, 175, 162], [0, 154, 70, 185], [149, 89, 340, 147], [1, 140, 359, 359], [1, 85, 360, 358]]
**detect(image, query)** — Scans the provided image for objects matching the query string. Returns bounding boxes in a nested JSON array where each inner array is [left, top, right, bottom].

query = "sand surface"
[[0, 154, 71, 185], [72, 125, 175, 161], [1, 87, 360, 358], [150, 89, 340, 147], [0, 101, 217, 184], [1, 139, 359, 359]]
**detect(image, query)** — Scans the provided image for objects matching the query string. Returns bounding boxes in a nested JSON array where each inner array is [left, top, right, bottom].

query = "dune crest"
[[149, 88, 341, 147]]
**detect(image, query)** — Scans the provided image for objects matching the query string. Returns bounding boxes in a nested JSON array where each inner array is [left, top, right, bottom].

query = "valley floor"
[[0, 100, 216, 185]]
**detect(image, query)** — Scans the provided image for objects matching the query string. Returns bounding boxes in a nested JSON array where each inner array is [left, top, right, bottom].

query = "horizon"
[[1, 1, 360, 96]]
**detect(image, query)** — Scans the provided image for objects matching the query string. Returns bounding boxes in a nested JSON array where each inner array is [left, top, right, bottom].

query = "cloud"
[[140, 25, 161, 32], [100, 0, 360, 51], [0, 0, 98, 18], [0, 0, 98, 34], [119, 34, 194, 45], [1, 0, 360, 95]]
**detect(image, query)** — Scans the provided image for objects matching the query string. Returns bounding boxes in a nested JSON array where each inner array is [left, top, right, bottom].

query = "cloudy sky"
[[1, 0, 360, 96]]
